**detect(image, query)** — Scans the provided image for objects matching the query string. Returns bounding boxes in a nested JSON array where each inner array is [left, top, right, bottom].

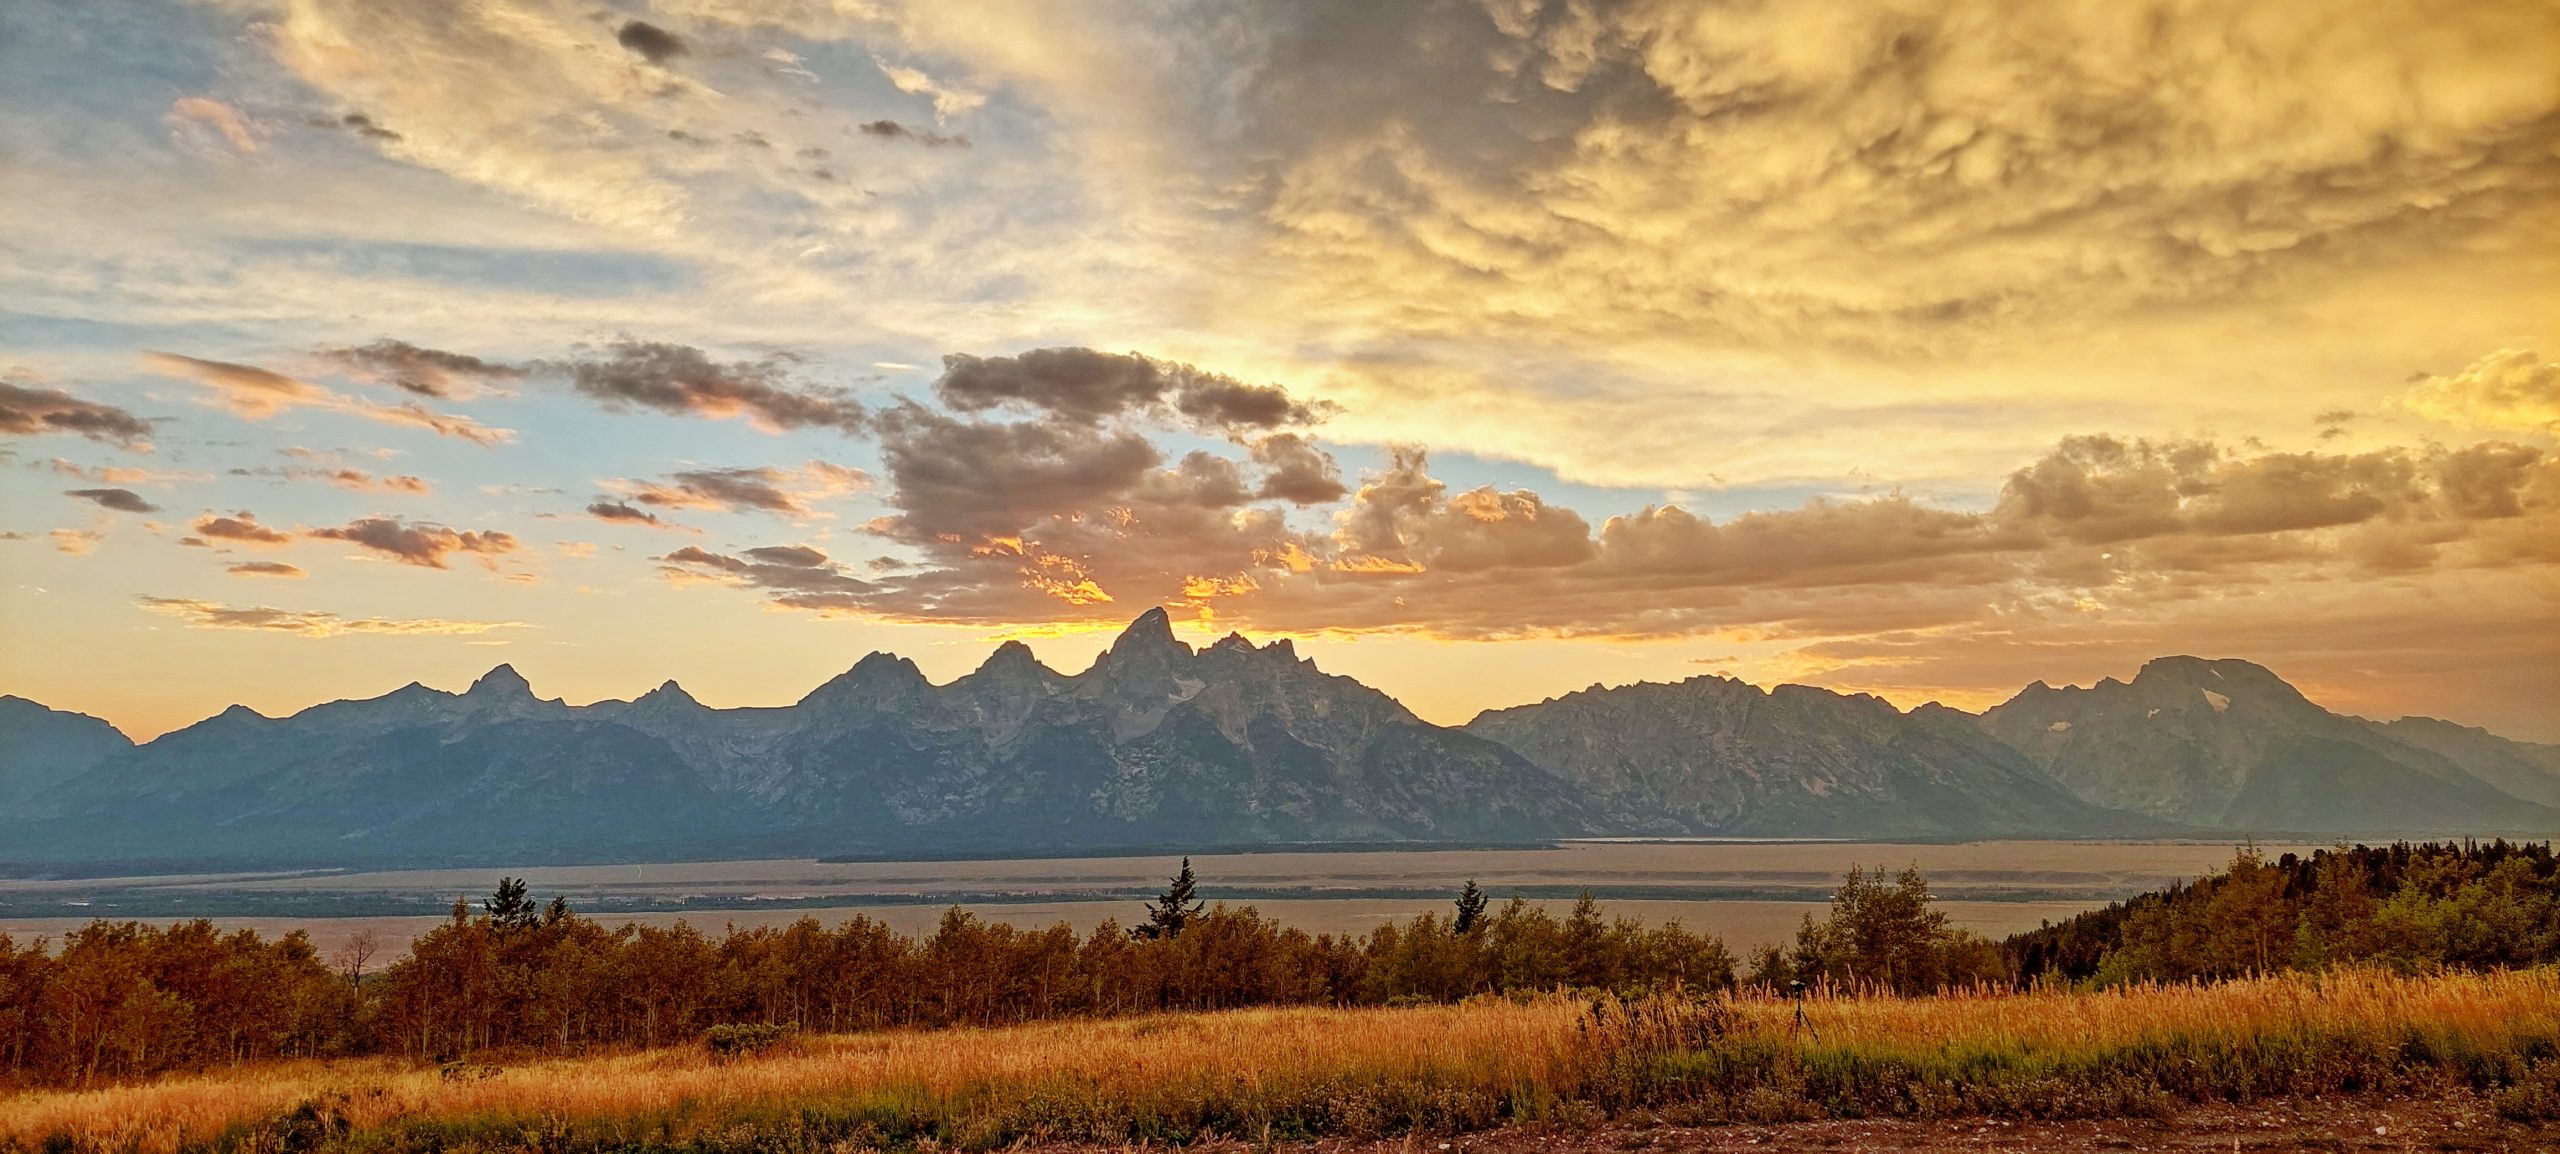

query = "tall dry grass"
[[4, 968, 2555, 1153]]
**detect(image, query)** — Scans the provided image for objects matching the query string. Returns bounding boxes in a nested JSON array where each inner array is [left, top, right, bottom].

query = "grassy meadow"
[[6, 967, 2555, 1154]]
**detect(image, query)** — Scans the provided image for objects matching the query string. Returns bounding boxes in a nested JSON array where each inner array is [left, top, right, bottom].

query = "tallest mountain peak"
[[1110, 607, 1183, 653]]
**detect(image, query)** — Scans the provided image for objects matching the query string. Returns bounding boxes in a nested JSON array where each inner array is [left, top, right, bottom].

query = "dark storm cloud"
[[615, 20, 686, 64], [63, 487, 158, 513], [320, 339, 524, 397], [306, 517, 519, 568], [0, 380, 154, 445], [544, 340, 868, 433], [933, 348, 1331, 432]]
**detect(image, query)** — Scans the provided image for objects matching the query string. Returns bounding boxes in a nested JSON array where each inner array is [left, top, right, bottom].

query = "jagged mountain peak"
[[1194, 630, 1305, 667], [798, 650, 931, 707], [1084, 609, 1197, 694], [1979, 657, 2549, 832], [467, 663, 535, 698], [1104, 606, 1188, 658], [376, 680, 454, 704], [636, 679, 698, 706], [838, 650, 929, 681], [975, 639, 1051, 675]]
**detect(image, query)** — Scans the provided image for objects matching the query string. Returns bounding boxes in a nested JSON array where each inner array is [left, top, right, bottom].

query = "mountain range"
[[3, 608, 2554, 868]]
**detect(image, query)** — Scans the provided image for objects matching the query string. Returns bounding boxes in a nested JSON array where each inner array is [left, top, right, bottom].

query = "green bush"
[[703, 1022, 797, 1060]]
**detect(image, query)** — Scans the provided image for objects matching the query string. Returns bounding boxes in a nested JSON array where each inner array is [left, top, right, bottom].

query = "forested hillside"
[[2008, 840, 2560, 983]]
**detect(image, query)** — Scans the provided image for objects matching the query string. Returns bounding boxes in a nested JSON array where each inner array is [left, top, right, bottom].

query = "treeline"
[[2010, 840, 2560, 984], [0, 920, 348, 1085], [0, 864, 1753, 1087], [9, 844, 2552, 1088]]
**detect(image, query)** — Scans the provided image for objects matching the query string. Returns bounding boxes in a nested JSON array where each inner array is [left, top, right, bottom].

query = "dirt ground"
[[1162, 1097, 2552, 1153]]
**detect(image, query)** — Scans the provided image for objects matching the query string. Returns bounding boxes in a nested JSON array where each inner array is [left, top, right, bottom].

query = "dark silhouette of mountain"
[[4, 668, 745, 863], [1978, 657, 2556, 834], [3, 610, 1606, 865], [1463, 677, 2138, 838], [0, 696, 132, 807], [7, 624, 2550, 868]]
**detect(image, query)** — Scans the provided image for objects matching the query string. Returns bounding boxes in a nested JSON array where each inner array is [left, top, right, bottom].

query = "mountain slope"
[[10, 668, 749, 862], [598, 610, 1606, 848], [7, 610, 1608, 865], [1978, 657, 2554, 833], [15, 625, 2546, 867], [1463, 676, 2138, 838], [0, 696, 133, 808], [2363, 716, 2560, 808]]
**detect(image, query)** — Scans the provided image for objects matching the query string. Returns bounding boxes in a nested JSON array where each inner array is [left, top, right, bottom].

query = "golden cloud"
[[2400, 349, 2560, 435]]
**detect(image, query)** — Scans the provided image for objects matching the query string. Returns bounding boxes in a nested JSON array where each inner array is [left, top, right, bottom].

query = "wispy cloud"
[[137, 596, 527, 637], [0, 378, 153, 446], [305, 516, 520, 569], [141, 351, 513, 445]]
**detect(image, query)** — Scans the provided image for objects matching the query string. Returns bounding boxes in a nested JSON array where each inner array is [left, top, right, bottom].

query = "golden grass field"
[[6, 968, 2554, 1154]]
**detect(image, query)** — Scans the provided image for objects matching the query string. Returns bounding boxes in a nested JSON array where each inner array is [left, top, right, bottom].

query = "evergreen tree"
[[1134, 858, 1205, 940], [483, 876, 539, 930], [1453, 879, 1489, 934]]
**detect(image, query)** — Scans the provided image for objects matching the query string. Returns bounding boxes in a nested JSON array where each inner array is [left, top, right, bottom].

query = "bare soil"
[[1161, 1097, 2552, 1154]]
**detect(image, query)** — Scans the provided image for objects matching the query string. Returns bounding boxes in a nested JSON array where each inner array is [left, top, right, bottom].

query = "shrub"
[[703, 1022, 796, 1060]]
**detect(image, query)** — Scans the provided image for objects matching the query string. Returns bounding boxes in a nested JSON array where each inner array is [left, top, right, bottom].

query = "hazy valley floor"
[[0, 839, 2288, 954]]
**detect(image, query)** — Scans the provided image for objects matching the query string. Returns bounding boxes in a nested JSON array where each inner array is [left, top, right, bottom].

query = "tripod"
[[1788, 979, 1820, 1041]]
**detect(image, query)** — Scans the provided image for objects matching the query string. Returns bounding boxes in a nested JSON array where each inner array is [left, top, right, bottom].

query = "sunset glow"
[[4, 0, 2555, 740]]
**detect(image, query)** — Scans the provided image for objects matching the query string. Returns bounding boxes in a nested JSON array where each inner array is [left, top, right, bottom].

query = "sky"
[[2, 0, 2556, 743]]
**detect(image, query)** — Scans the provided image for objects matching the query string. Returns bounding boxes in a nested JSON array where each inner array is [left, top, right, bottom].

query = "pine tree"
[[1453, 879, 1489, 934], [1134, 858, 1204, 940], [483, 877, 539, 930]]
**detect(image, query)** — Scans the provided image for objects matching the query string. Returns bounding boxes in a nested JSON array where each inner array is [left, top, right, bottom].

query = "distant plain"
[[0, 839, 2298, 955]]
